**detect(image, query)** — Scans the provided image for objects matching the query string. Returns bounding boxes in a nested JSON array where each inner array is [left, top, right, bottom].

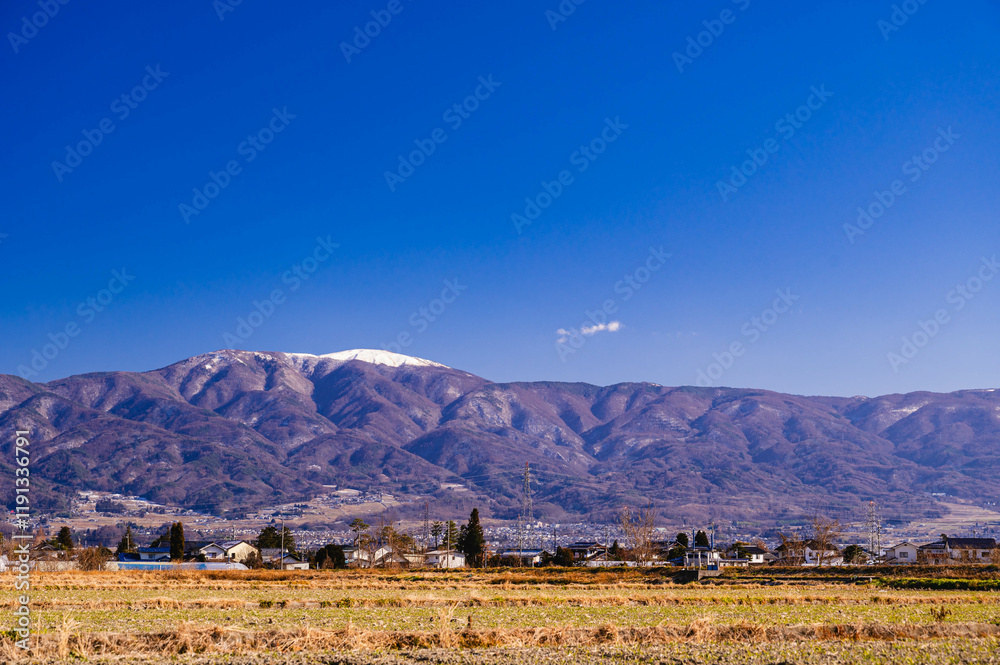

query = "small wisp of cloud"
[[556, 320, 623, 345]]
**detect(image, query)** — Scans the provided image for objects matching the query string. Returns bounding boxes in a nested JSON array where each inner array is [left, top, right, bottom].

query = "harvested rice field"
[[3, 567, 999, 663]]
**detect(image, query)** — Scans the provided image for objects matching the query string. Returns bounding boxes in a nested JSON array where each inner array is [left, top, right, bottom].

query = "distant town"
[[3, 489, 998, 572]]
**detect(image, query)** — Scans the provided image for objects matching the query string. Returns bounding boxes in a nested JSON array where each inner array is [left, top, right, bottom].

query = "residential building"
[[919, 537, 997, 564], [260, 548, 309, 570], [425, 549, 465, 568], [220, 540, 258, 563], [137, 546, 171, 562], [884, 541, 918, 564]]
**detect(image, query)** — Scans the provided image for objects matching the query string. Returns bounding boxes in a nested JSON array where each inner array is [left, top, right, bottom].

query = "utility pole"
[[280, 519, 285, 571]]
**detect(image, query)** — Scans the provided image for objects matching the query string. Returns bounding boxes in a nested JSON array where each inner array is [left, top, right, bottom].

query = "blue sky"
[[2, 0, 999, 397]]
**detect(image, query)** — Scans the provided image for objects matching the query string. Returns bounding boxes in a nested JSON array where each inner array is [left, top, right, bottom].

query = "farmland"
[[3, 567, 999, 663]]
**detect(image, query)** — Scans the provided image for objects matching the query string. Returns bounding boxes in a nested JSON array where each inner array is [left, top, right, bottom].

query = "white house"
[[884, 541, 918, 564], [371, 546, 412, 568], [342, 546, 370, 567], [725, 545, 768, 564], [185, 541, 228, 561], [803, 542, 843, 566], [260, 548, 309, 570], [220, 540, 258, 563], [683, 548, 723, 568], [919, 537, 997, 564], [499, 549, 544, 566], [425, 550, 465, 568]]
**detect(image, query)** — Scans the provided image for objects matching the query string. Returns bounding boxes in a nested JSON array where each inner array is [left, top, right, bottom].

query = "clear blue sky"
[[3, 0, 999, 397]]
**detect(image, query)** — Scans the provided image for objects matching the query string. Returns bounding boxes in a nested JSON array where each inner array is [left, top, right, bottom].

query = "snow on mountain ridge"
[[286, 348, 449, 369]]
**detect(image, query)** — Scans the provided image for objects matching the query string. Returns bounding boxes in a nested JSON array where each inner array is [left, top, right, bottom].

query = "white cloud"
[[556, 321, 623, 343]]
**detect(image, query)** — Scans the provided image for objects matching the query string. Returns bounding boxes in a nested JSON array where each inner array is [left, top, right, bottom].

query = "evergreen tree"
[[694, 530, 710, 548], [115, 525, 137, 554], [554, 546, 575, 566], [257, 525, 297, 555], [56, 526, 74, 551], [460, 508, 486, 567], [608, 539, 624, 560], [349, 518, 369, 547], [430, 522, 443, 549], [445, 520, 460, 550], [675, 532, 690, 548], [169, 522, 185, 561], [315, 544, 347, 569]]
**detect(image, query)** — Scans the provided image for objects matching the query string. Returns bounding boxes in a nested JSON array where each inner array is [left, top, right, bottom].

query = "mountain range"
[[2, 348, 998, 525]]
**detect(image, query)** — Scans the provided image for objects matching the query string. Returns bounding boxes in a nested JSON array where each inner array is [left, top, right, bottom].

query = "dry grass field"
[[3, 567, 999, 663]]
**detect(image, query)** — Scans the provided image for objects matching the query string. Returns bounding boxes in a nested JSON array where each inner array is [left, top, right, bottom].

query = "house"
[[260, 548, 309, 570], [919, 537, 997, 564], [804, 540, 843, 566], [567, 541, 604, 560], [498, 549, 544, 566], [220, 540, 258, 563], [371, 546, 411, 568], [32, 542, 63, 560], [425, 549, 465, 568], [184, 541, 227, 561], [683, 547, 723, 568], [137, 546, 171, 562], [884, 541, 918, 564], [725, 545, 768, 564], [0, 555, 9, 572], [342, 546, 369, 567]]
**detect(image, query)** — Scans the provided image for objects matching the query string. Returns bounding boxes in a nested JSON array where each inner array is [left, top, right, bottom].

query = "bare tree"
[[618, 502, 658, 565], [77, 547, 112, 571], [777, 532, 806, 565], [811, 516, 842, 567]]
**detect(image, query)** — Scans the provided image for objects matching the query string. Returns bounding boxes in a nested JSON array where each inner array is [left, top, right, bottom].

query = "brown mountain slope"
[[1, 350, 997, 522]]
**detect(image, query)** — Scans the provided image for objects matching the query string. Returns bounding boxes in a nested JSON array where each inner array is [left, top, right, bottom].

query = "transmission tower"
[[522, 463, 533, 526], [423, 502, 430, 552], [517, 463, 533, 565], [866, 501, 882, 563]]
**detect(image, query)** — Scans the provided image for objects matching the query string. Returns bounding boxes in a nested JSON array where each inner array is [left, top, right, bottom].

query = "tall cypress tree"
[[461, 508, 486, 567], [169, 522, 185, 561]]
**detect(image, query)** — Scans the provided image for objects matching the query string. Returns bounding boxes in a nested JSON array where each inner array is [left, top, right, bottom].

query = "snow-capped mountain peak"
[[287, 348, 449, 369]]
